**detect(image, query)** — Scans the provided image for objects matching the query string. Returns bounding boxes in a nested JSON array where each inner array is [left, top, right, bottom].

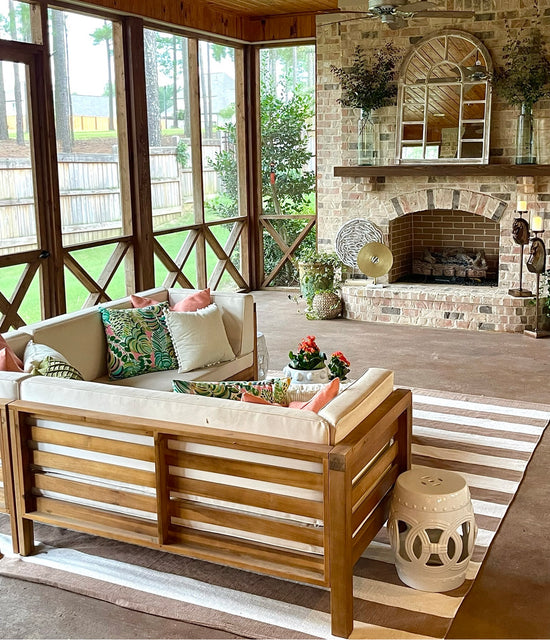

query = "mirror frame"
[[396, 29, 493, 165]]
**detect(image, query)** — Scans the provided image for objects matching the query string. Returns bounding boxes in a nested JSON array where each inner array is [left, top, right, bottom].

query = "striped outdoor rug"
[[0, 388, 548, 639]]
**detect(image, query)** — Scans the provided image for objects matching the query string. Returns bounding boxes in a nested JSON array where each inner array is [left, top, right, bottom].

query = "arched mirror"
[[397, 31, 492, 164]]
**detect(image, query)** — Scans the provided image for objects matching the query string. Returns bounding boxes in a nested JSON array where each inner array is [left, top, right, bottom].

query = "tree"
[[51, 10, 73, 153], [206, 54, 316, 285], [8, 0, 24, 145], [144, 29, 161, 147], [0, 16, 9, 140], [91, 21, 114, 131]]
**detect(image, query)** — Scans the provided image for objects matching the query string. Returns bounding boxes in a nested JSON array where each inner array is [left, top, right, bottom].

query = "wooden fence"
[[0, 147, 220, 253]]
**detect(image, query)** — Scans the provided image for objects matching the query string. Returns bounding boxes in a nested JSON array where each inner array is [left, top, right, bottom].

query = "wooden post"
[[121, 17, 155, 293], [397, 389, 413, 473], [244, 45, 262, 291], [0, 406, 19, 553], [154, 433, 170, 546], [188, 39, 206, 289], [8, 408, 35, 556], [328, 448, 354, 638]]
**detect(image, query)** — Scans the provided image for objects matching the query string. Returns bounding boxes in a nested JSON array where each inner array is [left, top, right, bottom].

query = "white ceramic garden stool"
[[388, 468, 477, 592]]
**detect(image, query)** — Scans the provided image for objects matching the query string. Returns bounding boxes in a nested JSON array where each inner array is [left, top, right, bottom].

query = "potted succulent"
[[490, 5, 550, 163], [331, 42, 402, 165]]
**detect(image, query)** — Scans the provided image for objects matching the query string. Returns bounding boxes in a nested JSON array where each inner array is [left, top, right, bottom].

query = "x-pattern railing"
[[153, 217, 248, 291], [260, 213, 316, 288], [0, 250, 43, 332], [63, 237, 133, 308]]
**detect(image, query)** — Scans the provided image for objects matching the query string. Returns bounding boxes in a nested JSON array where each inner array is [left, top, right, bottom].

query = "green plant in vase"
[[331, 42, 402, 165], [297, 249, 344, 320], [490, 2, 550, 164]]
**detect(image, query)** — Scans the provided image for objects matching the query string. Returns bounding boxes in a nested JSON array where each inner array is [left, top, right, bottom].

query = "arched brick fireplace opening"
[[384, 188, 507, 287], [388, 209, 500, 285]]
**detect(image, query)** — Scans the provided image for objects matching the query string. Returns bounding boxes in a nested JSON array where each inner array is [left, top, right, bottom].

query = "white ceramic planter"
[[282, 364, 330, 384]]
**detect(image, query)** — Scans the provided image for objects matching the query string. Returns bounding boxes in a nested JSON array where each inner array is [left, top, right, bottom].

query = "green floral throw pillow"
[[173, 377, 290, 405], [100, 303, 178, 380], [35, 356, 84, 381]]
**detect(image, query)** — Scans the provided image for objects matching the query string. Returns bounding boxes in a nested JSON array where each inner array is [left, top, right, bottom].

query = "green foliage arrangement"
[[297, 250, 343, 305], [491, 4, 550, 109], [330, 42, 402, 114]]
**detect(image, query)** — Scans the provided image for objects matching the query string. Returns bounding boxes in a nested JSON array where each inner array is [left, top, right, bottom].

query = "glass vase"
[[515, 104, 537, 164], [358, 110, 380, 166]]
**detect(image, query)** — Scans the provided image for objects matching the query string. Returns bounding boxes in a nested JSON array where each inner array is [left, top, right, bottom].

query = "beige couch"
[[0, 288, 412, 638]]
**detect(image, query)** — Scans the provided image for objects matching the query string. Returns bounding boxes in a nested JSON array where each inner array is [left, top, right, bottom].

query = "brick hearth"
[[342, 282, 537, 333]]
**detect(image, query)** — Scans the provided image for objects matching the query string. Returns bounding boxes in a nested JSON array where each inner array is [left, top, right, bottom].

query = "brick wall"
[[316, 0, 550, 332]]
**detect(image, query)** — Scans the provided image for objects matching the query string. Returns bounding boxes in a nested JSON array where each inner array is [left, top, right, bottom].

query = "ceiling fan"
[[325, 0, 474, 30]]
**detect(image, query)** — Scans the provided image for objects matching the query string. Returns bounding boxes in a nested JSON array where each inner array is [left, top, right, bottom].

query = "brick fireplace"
[[315, 1, 550, 333], [335, 185, 539, 332]]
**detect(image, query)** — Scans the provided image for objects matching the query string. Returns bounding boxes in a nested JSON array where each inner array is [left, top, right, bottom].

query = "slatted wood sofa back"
[[6, 387, 411, 638]]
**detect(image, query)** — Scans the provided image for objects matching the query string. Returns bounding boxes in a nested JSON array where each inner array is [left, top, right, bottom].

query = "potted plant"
[[297, 249, 344, 319], [331, 42, 402, 165], [490, 4, 550, 163], [283, 335, 330, 384]]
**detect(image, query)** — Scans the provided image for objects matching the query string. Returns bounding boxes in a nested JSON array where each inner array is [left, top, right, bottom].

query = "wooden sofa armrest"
[[327, 388, 412, 637]]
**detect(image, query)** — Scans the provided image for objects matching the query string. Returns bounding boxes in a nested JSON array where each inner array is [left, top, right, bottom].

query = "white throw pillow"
[[164, 304, 235, 373], [23, 340, 69, 373]]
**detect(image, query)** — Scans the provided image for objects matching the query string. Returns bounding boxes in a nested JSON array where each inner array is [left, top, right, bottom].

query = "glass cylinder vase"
[[515, 103, 537, 164], [358, 110, 380, 166]]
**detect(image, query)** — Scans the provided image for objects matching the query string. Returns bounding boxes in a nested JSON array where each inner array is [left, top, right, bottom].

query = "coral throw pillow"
[[289, 378, 340, 412], [0, 335, 24, 372], [130, 294, 162, 308], [240, 391, 275, 405], [0, 347, 24, 372], [171, 288, 211, 312], [131, 289, 211, 312]]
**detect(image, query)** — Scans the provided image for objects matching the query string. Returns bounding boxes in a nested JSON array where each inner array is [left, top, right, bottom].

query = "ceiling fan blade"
[[317, 13, 376, 27], [387, 15, 408, 29], [411, 10, 475, 17], [399, 1, 437, 10]]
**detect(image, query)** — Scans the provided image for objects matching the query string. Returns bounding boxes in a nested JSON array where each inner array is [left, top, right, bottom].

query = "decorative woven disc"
[[357, 242, 394, 278], [335, 218, 384, 269]]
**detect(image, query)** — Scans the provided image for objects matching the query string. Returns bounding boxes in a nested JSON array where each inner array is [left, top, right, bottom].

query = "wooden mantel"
[[333, 164, 550, 178]]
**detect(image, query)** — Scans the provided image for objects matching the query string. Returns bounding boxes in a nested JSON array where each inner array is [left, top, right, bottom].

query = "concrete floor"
[[1, 289, 549, 639]]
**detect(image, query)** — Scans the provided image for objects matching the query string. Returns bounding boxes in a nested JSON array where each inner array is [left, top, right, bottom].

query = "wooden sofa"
[[0, 289, 412, 637]]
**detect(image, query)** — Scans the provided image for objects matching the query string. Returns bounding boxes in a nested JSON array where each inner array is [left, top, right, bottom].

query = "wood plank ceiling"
[[204, 0, 338, 17]]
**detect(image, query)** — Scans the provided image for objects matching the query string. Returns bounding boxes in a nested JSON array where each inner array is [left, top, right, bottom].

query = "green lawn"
[[1, 223, 237, 327]]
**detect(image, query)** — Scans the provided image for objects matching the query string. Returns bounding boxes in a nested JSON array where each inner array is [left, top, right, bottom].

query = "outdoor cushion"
[[34, 356, 84, 381], [23, 341, 71, 373], [289, 377, 340, 412], [164, 304, 235, 373], [173, 377, 290, 404], [100, 303, 178, 380], [170, 288, 211, 312], [0, 335, 24, 371]]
